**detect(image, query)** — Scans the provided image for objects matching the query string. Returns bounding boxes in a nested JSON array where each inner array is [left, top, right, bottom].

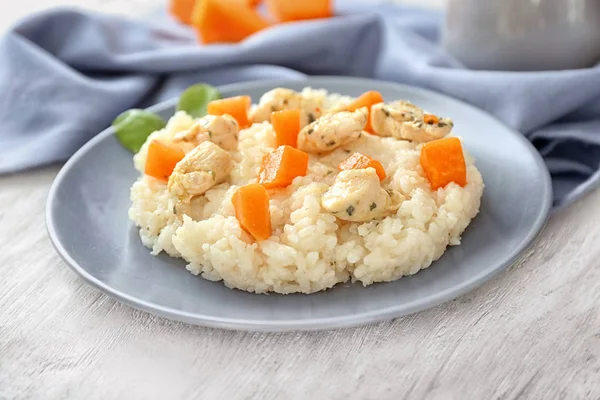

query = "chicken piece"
[[400, 116, 454, 143], [297, 107, 368, 154], [173, 114, 239, 151], [321, 168, 390, 222], [371, 101, 421, 137], [298, 97, 323, 129], [249, 88, 302, 123], [386, 188, 405, 213], [168, 141, 233, 215], [371, 101, 453, 143]]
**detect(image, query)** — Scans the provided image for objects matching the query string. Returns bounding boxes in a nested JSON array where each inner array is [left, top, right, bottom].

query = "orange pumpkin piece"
[[169, 0, 197, 25], [272, 109, 301, 148], [259, 145, 309, 189], [346, 91, 384, 134], [192, 0, 270, 44], [207, 96, 252, 128], [266, 0, 332, 22], [144, 140, 186, 181], [338, 152, 386, 181], [232, 184, 272, 241], [420, 137, 467, 190]]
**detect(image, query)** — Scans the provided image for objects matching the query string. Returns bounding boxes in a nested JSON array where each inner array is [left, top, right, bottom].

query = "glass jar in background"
[[442, 0, 600, 71]]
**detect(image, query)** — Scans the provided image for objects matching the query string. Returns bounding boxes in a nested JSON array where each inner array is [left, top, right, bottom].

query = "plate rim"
[[46, 76, 553, 332]]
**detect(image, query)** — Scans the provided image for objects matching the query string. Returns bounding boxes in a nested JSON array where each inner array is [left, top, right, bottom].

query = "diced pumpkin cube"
[[338, 152, 386, 181], [420, 137, 467, 190], [169, 0, 197, 25], [192, 0, 270, 44], [144, 140, 186, 181], [259, 145, 309, 189], [266, 0, 332, 22], [347, 91, 384, 134], [272, 109, 301, 148], [207, 96, 251, 128], [232, 184, 272, 241]]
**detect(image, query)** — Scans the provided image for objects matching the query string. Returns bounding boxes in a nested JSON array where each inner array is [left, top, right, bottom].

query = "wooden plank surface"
[[2, 1, 600, 399], [1, 166, 599, 399]]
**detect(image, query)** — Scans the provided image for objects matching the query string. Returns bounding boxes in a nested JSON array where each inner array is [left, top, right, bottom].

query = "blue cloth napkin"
[[1, 5, 599, 208]]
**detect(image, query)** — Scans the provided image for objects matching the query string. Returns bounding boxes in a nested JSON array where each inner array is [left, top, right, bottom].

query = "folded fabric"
[[1, 4, 599, 209]]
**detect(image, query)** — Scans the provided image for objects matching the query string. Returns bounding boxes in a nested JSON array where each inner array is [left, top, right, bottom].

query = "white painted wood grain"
[[2, 0, 600, 399], [2, 166, 600, 400]]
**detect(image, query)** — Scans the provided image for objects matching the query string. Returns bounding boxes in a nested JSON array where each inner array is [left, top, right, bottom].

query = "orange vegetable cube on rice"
[[419, 137, 467, 190], [232, 184, 272, 241], [338, 152, 386, 181], [144, 140, 186, 181], [346, 91, 384, 134], [259, 145, 309, 189], [207, 95, 252, 128], [272, 109, 301, 148]]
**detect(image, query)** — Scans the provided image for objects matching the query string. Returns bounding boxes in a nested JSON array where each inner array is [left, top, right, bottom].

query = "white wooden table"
[[1, 1, 599, 399]]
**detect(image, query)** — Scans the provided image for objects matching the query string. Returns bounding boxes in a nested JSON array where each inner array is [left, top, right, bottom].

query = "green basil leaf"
[[177, 83, 222, 118], [113, 109, 166, 153]]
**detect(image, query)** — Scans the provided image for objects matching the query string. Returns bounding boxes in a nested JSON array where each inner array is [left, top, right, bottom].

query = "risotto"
[[128, 87, 484, 294]]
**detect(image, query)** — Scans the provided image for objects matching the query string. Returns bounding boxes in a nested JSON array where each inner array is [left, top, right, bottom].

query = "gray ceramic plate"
[[46, 77, 552, 332]]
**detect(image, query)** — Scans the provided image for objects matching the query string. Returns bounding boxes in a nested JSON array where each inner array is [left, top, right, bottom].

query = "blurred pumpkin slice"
[[266, 0, 332, 22], [170, 0, 264, 26], [191, 0, 271, 44], [170, 0, 197, 24]]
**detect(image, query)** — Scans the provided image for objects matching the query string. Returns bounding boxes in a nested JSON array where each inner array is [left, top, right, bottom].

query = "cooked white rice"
[[128, 88, 484, 294]]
